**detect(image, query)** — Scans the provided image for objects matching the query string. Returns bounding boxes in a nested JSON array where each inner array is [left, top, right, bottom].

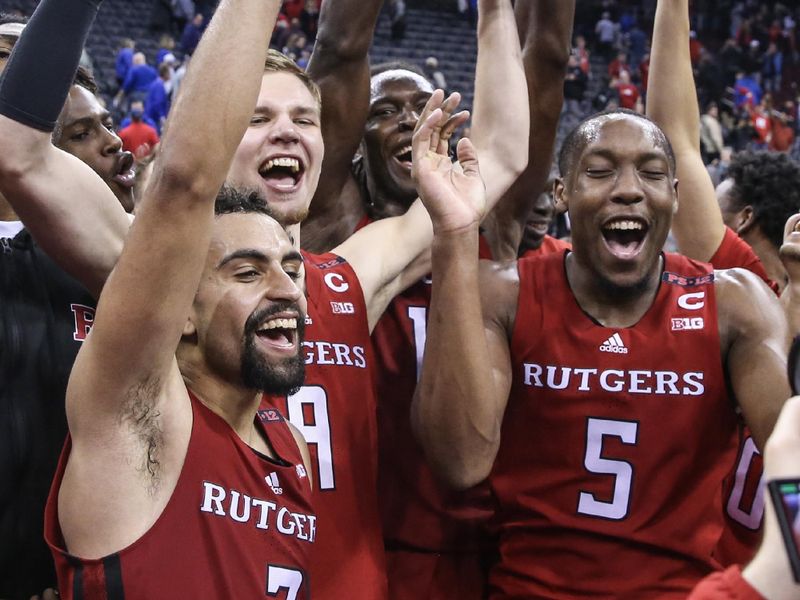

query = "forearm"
[[412, 228, 501, 490], [470, 0, 528, 209], [648, 0, 724, 261], [305, 0, 382, 225], [485, 0, 575, 261], [153, 0, 279, 198]]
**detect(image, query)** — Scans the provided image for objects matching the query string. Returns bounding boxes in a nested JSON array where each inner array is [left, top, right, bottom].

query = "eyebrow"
[[253, 104, 320, 117], [217, 248, 304, 269], [584, 148, 668, 164], [62, 111, 111, 131]]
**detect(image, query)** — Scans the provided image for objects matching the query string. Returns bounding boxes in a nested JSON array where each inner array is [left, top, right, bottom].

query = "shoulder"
[[479, 259, 519, 331], [715, 266, 784, 344]]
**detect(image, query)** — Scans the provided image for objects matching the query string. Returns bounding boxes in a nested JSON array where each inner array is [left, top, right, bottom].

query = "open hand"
[[780, 212, 800, 284], [411, 90, 486, 235]]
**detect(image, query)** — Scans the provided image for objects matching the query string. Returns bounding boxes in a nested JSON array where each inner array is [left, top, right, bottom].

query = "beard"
[[240, 302, 306, 395]]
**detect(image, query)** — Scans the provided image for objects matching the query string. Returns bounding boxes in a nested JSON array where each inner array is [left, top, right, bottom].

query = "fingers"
[[414, 89, 446, 137], [456, 137, 481, 179], [438, 110, 470, 155], [784, 212, 800, 242], [411, 108, 444, 173]]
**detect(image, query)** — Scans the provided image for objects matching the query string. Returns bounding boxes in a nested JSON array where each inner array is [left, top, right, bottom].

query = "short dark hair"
[[558, 108, 676, 177], [370, 60, 429, 81], [214, 186, 276, 218], [74, 65, 98, 94], [726, 150, 800, 249]]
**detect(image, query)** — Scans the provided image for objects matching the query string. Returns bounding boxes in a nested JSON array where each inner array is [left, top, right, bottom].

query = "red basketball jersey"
[[491, 251, 739, 599], [45, 390, 314, 599], [708, 227, 777, 566], [355, 215, 494, 599], [519, 235, 571, 259], [264, 251, 387, 600]]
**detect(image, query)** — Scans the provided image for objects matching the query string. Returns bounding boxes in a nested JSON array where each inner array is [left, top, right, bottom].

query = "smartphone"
[[768, 478, 800, 583]]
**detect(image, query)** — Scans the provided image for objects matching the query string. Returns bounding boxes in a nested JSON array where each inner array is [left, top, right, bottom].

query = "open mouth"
[[255, 316, 298, 350], [111, 152, 136, 188], [393, 145, 413, 170], [258, 156, 304, 191], [601, 217, 648, 259]]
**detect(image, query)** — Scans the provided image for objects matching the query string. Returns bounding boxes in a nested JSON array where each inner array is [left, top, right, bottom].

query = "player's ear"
[[735, 205, 756, 236], [672, 178, 679, 214], [554, 178, 568, 212]]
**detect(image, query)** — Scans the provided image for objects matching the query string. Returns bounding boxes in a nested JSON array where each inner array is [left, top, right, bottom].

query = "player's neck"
[[0, 193, 18, 222], [365, 180, 416, 221], [745, 231, 787, 293], [566, 252, 663, 328], [182, 367, 263, 440]]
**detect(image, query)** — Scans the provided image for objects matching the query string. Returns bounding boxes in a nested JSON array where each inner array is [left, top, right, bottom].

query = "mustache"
[[244, 302, 304, 336]]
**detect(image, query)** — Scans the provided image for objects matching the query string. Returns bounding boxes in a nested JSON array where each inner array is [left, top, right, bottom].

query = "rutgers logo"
[[70, 303, 96, 341], [323, 272, 349, 293]]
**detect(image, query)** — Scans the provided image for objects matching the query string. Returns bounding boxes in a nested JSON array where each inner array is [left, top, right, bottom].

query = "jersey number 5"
[[577, 417, 639, 520]]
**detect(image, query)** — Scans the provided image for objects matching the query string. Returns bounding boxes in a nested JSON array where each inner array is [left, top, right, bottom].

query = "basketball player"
[[0, 0, 317, 597], [410, 104, 791, 597]]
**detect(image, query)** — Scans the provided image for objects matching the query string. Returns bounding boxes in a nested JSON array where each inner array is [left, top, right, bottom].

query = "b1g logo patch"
[[671, 317, 704, 331], [330, 301, 355, 314]]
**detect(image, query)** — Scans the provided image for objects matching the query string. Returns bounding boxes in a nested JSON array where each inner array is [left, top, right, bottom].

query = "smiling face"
[[190, 212, 307, 395], [53, 86, 136, 212], [227, 72, 323, 227], [363, 70, 434, 206], [555, 114, 677, 292]]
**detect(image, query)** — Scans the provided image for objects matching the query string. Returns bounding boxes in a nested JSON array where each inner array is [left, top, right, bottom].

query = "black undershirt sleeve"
[[0, 0, 102, 132]]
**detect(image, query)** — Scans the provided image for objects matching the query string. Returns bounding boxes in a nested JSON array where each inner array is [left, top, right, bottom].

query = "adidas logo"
[[599, 333, 628, 354], [266, 472, 283, 495]]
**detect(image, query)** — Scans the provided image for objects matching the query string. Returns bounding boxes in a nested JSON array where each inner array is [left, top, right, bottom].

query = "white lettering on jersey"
[[323, 272, 349, 293], [522, 363, 705, 395], [678, 292, 705, 310], [671, 317, 705, 331], [303, 341, 367, 368], [199, 481, 315, 542], [330, 301, 355, 314]]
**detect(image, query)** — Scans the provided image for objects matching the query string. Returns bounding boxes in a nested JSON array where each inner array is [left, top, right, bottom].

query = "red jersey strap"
[[710, 227, 778, 294], [687, 566, 764, 600]]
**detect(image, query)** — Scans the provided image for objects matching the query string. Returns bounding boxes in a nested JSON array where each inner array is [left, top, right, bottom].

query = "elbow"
[[148, 156, 221, 204], [314, 30, 372, 64]]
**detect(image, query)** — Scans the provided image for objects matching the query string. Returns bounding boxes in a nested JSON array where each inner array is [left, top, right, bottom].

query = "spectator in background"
[[170, 0, 196, 34], [114, 38, 135, 89], [282, 0, 304, 20], [115, 51, 158, 110], [751, 96, 773, 149], [156, 33, 176, 66], [720, 37, 744, 86], [425, 56, 448, 93], [389, 0, 406, 42], [573, 35, 590, 75], [762, 41, 783, 94], [563, 54, 587, 116], [300, 0, 320, 39], [595, 11, 616, 60], [689, 30, 703, 64], [117, 102, 160, 159], [145, 62, 171, 133], [608, 51, 629, 80], [700, 101, 725, 163], [734, 69, 762, 108], [627, 22, 647, 72], [614, 69, 639, 110], [638, 52, 650, 92], [771, 103, 795, 153], [118, 99, 158, 129], [180, 12, 204, 55]]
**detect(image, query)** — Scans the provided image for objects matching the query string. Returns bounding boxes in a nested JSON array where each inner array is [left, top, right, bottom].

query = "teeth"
[[604, 220, 643, 231], [395, 146, 413, 159], [258, 318, 297, 331], [264, 157, 300, 173]]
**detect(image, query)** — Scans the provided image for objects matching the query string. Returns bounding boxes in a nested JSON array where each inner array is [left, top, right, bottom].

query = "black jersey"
[[0, 230, 95, 599]]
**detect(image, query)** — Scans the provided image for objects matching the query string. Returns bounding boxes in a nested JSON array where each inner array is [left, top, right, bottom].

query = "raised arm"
[[407, 103, 515, 490], [469, 0, 529, 209], [719, 268, 790, 449], [302, 0, 383, 244], [0, 0, 130, 296], [647, 0, 725, 261], [483, 0, 576, 261], [338, 0, 528, 327]]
